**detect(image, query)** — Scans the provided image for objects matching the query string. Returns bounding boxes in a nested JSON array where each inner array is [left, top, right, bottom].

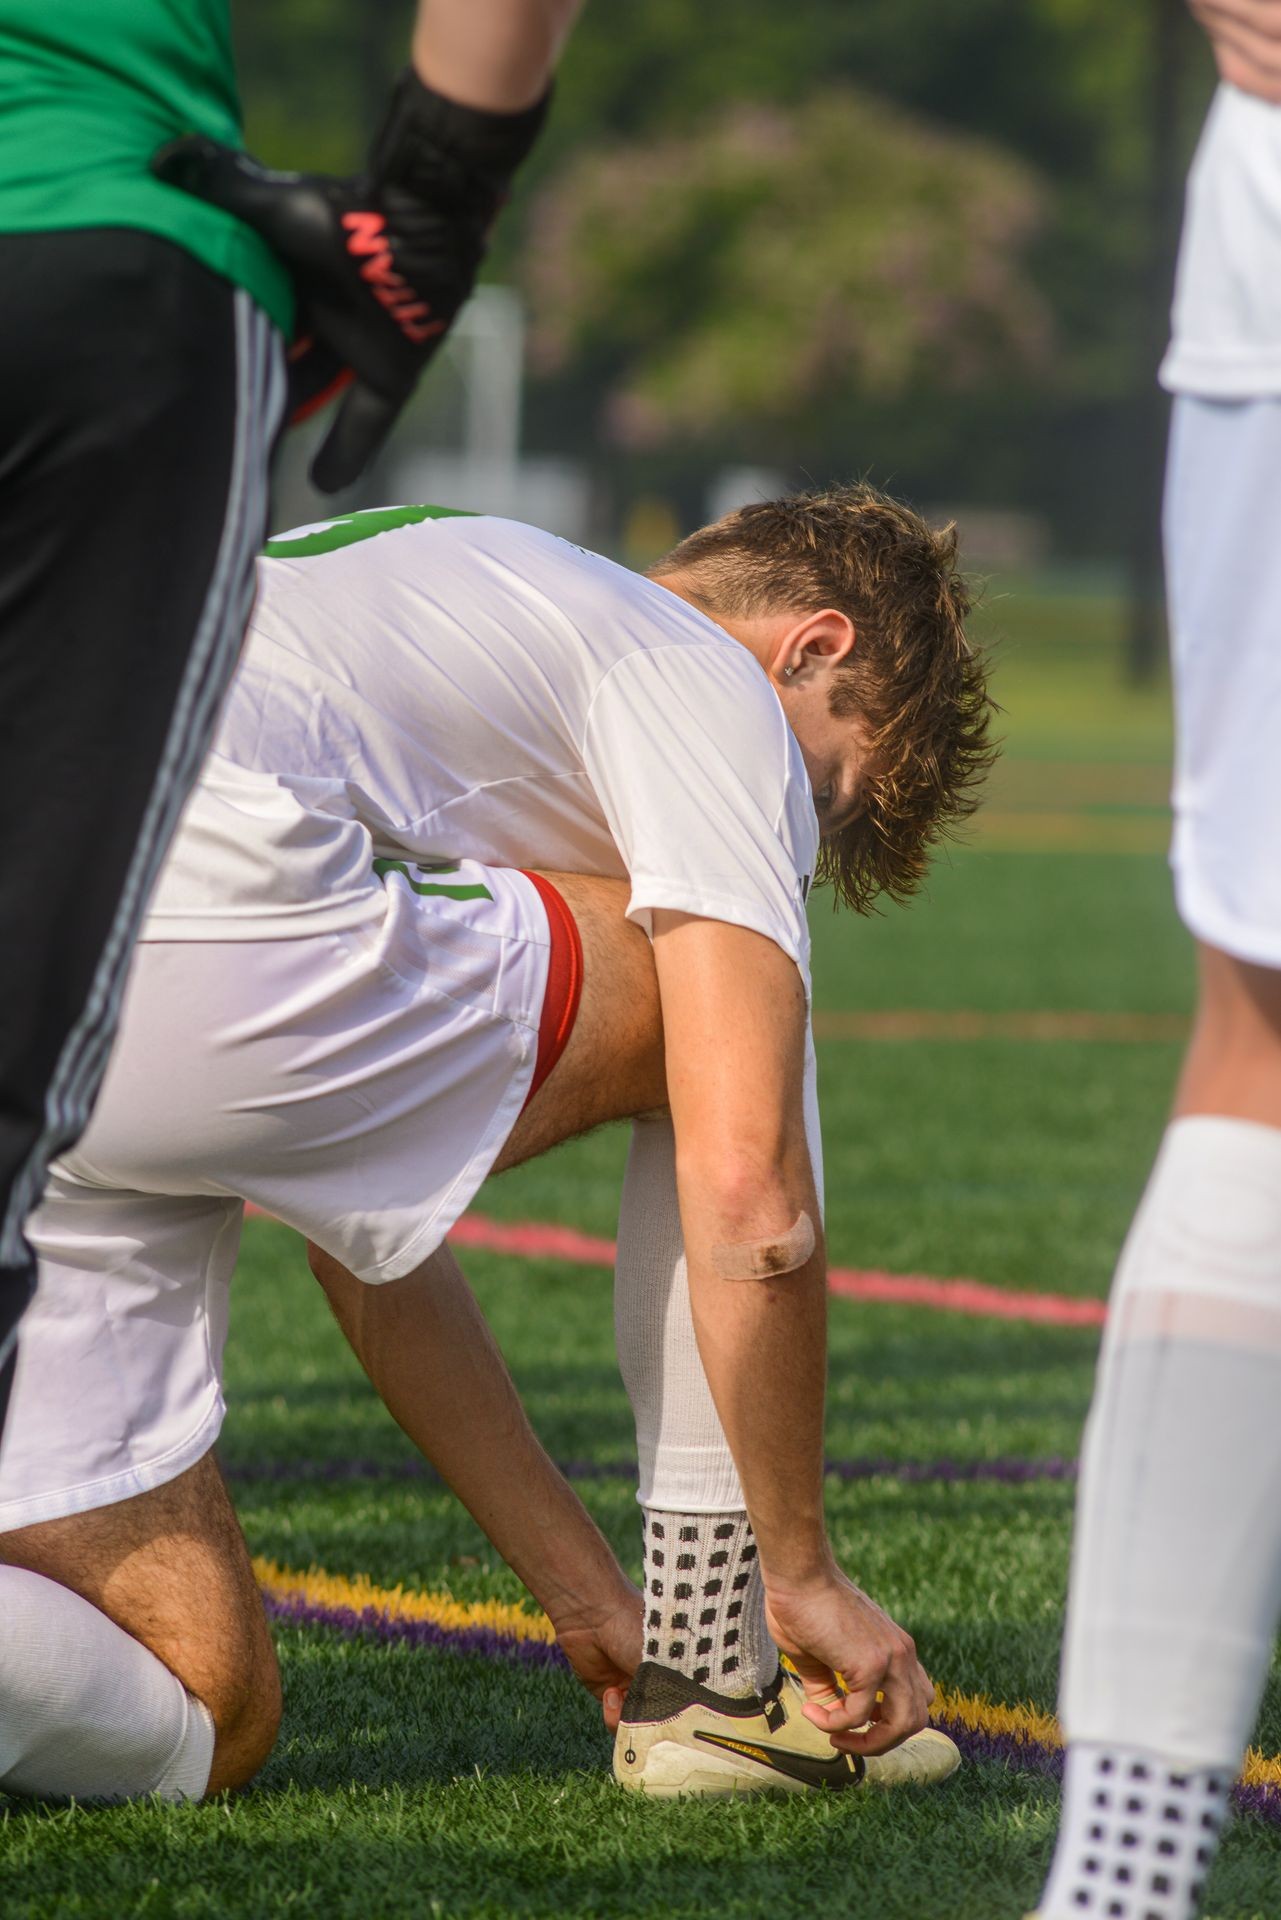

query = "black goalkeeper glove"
[[153, 72, 549, 493]]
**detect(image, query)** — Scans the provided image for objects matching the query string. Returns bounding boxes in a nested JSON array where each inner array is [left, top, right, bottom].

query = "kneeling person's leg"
[[0, 1452, 277, 1799], [0, 1178, 277, 1800]]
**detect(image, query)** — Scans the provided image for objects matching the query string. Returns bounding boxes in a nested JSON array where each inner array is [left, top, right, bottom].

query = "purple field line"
[[226, 1453, 1080, 1488]]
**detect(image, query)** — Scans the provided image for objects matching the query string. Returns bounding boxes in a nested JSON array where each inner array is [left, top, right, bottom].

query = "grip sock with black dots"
[[640, 1508, 779, 1697], [1039, 1743, 1228, 1920]]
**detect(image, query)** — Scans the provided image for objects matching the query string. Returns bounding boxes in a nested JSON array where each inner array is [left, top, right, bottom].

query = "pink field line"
[[447, 1212, 1108, 1329], [246, 1203, 1106, 1328]]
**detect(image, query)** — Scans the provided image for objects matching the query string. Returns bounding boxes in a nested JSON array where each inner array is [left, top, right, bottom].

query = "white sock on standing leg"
[[0, 1563, 215, 1801], [1041, 1743, 1229, 1920], [1042, 1117, 1281, 1919]]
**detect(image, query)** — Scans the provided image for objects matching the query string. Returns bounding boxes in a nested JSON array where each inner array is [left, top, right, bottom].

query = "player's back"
[[145, 507, 817, 955]]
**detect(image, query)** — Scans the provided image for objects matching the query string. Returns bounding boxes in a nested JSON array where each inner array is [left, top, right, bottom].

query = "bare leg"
[[1174, 941, 1281, 1125], [0, 1451, 279, 1794]]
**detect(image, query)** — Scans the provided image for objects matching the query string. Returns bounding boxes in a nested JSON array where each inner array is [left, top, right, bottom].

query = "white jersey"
[[1162, 84, 1281, 397], [147, 507, 819, 981]]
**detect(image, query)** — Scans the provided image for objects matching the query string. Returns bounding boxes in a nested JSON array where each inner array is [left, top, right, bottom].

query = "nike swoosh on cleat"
[[692, 1729, 864, 1789]]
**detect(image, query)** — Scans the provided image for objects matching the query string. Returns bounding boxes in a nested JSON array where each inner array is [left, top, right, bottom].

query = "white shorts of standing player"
[[1166, 394, 1281, 965]]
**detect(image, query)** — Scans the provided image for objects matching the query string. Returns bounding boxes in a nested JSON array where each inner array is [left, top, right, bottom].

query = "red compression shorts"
[[518, 872, 584, 1111]]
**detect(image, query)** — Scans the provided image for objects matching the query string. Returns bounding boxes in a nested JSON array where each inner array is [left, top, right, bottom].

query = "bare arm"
[[651, 912, 933, 1753], [411, 0, 585, 111], [1189, 0, 1281, 101], [308, 1240, 640, 1720]]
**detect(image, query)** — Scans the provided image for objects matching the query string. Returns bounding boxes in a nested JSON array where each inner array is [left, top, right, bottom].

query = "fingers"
[[798, 1651, 933, 1755], [1216, 41, 1281, 100], [766, 1574, 936, 1753], [821, 1689, 933, 1758], [800, 1670, 881, 1732], [151, 138, 295, 241], [310, 380, 405, 493], [601, 1687, 624, 1733], [287, 335, 355, 428], [151, 134, 230, 196], [1193, 0, 1281, 36], [1189, 0, 1281, 100]]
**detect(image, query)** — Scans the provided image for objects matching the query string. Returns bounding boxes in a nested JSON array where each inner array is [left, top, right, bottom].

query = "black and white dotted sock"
[[640, 1509, 779, 1696], [1039, 1742, 1229, 1920]]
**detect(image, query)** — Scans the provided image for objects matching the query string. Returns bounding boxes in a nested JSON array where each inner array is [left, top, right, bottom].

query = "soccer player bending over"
[[0, 486, 992, 1803]]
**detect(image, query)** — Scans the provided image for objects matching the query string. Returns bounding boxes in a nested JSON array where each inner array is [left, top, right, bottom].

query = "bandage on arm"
[[650, 910, 831, 1586], [711, 1211, 816, 1280]]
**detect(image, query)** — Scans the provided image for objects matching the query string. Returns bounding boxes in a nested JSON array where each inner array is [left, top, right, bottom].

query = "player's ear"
[[775, 609, 856, 682]]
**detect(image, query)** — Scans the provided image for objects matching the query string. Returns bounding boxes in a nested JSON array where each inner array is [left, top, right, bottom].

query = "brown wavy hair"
[[652, 483, 996, 912]]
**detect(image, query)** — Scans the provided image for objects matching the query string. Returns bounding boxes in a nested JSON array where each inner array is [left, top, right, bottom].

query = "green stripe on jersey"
[[373, 858, 493, 903], [264, 504, 475, 560]]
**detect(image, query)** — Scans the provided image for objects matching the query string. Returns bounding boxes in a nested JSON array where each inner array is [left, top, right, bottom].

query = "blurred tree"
[[526, 89, 1052, 451], [233, 0, 1215, 601]]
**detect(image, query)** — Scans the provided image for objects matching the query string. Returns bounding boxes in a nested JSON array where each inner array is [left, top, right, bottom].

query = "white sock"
[[0, 1565, 215, 1801], [1060, 1117, 1281, 1768], [614, 1058, 824, 1512], [1044, 1116, 1281, 1919], [1040, 1743, 1229, 1920], [616, 1113, 778, 1694], [615, 1113, 746, 1513]]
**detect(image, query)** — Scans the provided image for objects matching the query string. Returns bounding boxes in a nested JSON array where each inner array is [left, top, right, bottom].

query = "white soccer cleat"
[[613, 1659, 961, 1798]]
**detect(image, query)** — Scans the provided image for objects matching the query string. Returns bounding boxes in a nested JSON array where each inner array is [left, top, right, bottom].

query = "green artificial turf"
[[9, 594, 1279, 1918]]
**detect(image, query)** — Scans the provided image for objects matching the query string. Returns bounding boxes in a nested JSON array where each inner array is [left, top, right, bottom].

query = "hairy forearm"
[[411, 0, 583, 111], [653, 912, 836, 1584], [310, 1242, 622, 1621], [676, 1151, 834, 1586]]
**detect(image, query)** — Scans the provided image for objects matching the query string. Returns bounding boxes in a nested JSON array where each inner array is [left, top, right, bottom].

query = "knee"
[[205, 1640, 282, 1794], [1179, 945, 1281, 1124], [1198, 946, 1281, 1037], [1194, 947, 1281, 1061]]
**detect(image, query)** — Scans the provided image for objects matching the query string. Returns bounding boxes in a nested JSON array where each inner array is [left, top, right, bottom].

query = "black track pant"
[[0, 230, 285, 1433]]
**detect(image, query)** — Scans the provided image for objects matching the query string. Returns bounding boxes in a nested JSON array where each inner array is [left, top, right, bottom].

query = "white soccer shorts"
[[0, 859, 581, 1531], [1166, 395, 1281, 965]]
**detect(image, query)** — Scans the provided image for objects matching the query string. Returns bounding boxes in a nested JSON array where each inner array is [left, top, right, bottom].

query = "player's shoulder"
[[258, 503, 769, 704], [463, 517, 776, 691], [460, 516, 727, 632]]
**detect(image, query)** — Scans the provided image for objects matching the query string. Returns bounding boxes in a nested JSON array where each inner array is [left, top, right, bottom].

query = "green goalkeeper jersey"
[[0, 0, 293, 334]]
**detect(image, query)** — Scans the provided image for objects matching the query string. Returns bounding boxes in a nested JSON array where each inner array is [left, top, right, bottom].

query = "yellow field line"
[[933, 1684, 1062, 1747], [932, 1685, 1281, 1789], [254, 1556, 556, 1644], [254, 1558, 1281, 1789]]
